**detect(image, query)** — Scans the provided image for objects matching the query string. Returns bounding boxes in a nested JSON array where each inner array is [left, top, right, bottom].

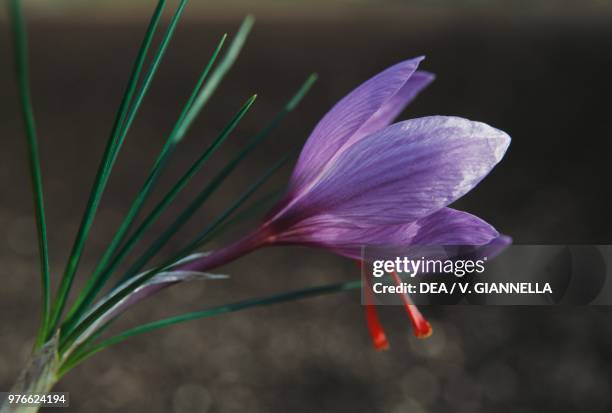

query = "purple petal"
[[290, 58, 427, 190], [358, 71, 435, 139], [472, 234, 512, 260], [409, 208, 500, 245], [276, 208, 500, 259], [282, 116, 510, 227]]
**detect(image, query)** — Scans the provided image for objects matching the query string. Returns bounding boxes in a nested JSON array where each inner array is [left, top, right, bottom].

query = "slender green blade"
[[59, 279, 361, 375], [8, 0, 51, 346], [118, 0, 190, 143], [63, 16, 256, 329], [63, 34, 228, 328], [59, 321, 112, 376], [59, 153, 289, 351], [173, 15, 255, 142], [122, 74, 317, 280], [60, 95, 257, 336], [47, 0, 167, 336]]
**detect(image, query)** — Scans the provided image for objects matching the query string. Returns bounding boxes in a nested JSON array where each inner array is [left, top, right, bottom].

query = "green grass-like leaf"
[[117, 0, 190, 141], [63, 33, 228, 329], [59, 153, 289, 351], [62, 16, 255, 331], [47, 0, 167, 337], [59, 279, 361, 376], [172, 15, 255, 143], [8, 0, 52, 347], [60, 95, 257, 336]]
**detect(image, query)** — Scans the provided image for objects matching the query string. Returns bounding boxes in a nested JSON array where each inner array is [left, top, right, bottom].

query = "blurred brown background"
[[1, 0, 612, 412]]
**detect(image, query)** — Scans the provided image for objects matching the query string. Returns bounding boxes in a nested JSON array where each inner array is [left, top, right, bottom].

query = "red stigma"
[[390, 270, 433, 338], [365, 303, 390, 350]]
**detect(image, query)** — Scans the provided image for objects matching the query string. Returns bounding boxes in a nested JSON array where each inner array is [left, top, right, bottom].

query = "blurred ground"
[[1, 3, 612, 412]]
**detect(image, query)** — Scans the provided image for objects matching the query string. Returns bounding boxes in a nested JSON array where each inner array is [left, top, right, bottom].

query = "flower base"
[[0, 337, 60, 413]]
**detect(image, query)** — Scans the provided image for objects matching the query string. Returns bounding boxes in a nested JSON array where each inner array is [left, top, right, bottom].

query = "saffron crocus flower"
[[179, 56, 511, 344]]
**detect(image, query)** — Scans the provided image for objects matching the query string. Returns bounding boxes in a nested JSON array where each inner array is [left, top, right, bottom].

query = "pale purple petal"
[[471, 234, 512, 260], [357, 71, 435, 138], [276, 208, 500, 259], [281, 116, 510, 227], [409, 208, 500, 245], [290, 57, 425, 190]]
